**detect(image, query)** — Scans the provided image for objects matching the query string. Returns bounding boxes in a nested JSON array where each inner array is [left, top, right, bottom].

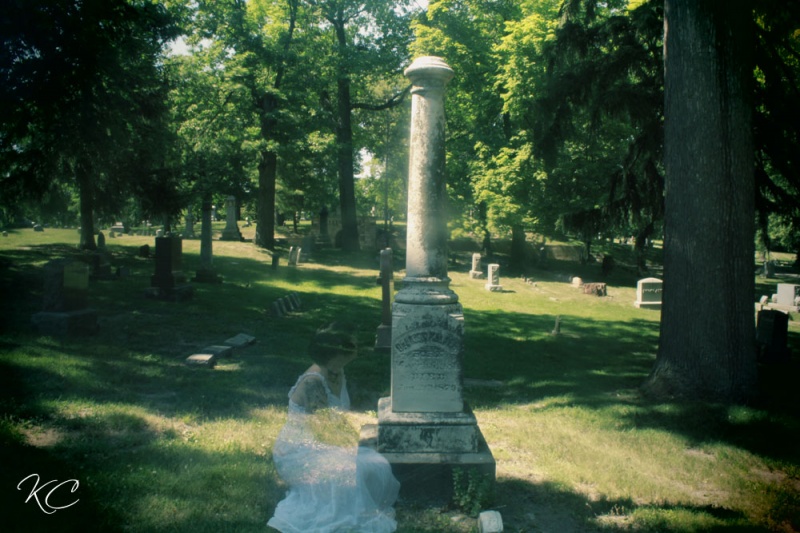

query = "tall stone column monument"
[[363, 56, 495, 502]]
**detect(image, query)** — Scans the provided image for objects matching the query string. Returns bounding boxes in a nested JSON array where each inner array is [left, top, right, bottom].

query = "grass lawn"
[[1, 226, 799, 532]]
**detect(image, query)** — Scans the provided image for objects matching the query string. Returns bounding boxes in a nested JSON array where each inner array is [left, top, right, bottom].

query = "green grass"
[[1, 227, 799, 532]]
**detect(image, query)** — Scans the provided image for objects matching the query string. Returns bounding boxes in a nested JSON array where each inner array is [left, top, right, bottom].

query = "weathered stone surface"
[[199, 345, 233, 358], [634, 277, 662, 309], [390, 302, 464, 413], [478, 510, 504, 533], [185, 354, 216, 368], [224, 333, 256, 348]]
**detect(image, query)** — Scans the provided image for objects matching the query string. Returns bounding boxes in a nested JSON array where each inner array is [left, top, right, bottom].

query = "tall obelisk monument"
[[365, 56, 495, 501]]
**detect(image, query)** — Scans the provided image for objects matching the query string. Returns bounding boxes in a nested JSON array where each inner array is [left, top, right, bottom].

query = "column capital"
[[404, 56, 454, 87]]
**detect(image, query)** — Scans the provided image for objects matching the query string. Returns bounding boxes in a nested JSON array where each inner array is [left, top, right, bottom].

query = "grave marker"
[[363, 56, 494, 503], [219, 195, 243, 241], [485, 264, 502, 292], [634, 277, 663, 310], [469, 253, 483, 279]]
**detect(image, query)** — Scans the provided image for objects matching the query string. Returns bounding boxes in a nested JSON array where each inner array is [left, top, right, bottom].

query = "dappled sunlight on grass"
[[2, 230, 799, 532]]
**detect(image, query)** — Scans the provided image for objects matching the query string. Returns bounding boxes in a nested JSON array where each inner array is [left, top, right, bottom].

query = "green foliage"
[[451, 467, 495, 517]]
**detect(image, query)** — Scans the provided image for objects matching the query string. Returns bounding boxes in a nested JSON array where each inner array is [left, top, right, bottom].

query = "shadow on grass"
[[2, 243, 800, 531]]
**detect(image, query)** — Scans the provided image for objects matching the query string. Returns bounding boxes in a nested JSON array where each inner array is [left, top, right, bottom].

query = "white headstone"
[[485, 264, 502, 291], [470, 253, 483, 279], [634, 277, 663, 310], [776, 283, 800, 309]]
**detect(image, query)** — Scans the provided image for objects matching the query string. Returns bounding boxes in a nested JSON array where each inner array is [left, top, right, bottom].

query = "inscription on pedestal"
[[392, 304, 464, 413]]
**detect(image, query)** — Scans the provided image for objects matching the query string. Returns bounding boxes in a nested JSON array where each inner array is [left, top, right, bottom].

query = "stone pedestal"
[[362, 57, 494, 503], [219, 196, 243, 241]]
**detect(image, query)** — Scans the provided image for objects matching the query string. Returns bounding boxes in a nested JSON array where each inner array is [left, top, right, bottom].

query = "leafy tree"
[[303, 0, 416, 251], [0, 0, 178, 247], [412, 0, 523, 261], [644, 0, 757, 402]]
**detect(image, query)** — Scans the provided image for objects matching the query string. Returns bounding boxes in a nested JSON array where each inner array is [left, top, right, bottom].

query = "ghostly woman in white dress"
[[268, 323, 400, 533]]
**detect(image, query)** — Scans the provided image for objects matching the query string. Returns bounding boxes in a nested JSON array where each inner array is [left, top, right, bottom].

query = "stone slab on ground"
[[199, 345, 233, 358], [185, 354, 216, 368], [223, 333, 256, 348]]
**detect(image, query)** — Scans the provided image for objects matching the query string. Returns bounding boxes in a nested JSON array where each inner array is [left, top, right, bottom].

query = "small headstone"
[[756, 310, 791, 362], [223, 333, 256, 348], [282, 295, 295, 311], [138, 244, 150, 258], [271, 254, 280, 269], [33, 224, 44, 232], [634, 277, 662, 310], [156, 229, 164, 238], [759, 295, 769, 306], [288, 246, 298, 266], [288, 292, 301, 309], [277, 297, 289, 315], [571, 276, 583, 287], [485, 263, 503, 292], [469, 253, 483, 279], [478, 510, 503, 533], [271, 300, 284, 317], [111, 222, 126, 235], [96, 231, 106, 250]]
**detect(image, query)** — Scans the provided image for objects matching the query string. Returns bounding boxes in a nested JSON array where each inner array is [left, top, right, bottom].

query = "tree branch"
[[351, 84, 411, 111]]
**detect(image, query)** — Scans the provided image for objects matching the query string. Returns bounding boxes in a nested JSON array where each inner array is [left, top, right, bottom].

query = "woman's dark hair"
[[308, 321, 359, 365]]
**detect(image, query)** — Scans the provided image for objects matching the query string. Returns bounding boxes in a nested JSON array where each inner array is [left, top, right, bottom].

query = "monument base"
[[469, 270, 484, 279], [219, 228, 243, 241], [374, 324, 392, 352], [31, 309, 98, 336], [359, 423, 495, 504], [485, 283, 503, 292]]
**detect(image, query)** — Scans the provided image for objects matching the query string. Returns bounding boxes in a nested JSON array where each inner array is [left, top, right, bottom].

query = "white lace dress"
[[268, 371, 400, 533]]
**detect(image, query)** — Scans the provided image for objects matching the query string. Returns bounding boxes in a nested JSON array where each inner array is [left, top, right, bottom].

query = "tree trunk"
[[77, 159, 96, 251], [510, 224, 526, 274], [255, 147, 277, 250], [644, 0, 757, 403], [634, 221, 654, 275], [334, 20, 360, 252]]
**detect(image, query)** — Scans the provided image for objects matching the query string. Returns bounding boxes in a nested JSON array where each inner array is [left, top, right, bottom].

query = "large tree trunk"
[[644, 0, 757, 402], [255, 146, 277, 250], [77, 159, 96, 251], [334, 20, 360, 252]]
